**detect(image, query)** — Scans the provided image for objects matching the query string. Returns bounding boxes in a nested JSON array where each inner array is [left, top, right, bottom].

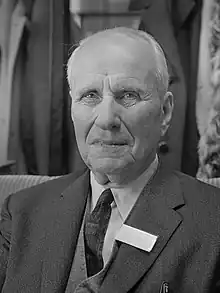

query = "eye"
[[118, 91, 141, 107], [80, 91, 101, 105]]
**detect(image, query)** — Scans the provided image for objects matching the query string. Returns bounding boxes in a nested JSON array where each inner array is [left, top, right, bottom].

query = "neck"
[[92, 155, 158, 188]]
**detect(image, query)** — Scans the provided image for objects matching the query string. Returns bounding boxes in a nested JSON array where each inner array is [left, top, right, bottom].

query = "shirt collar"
[[90, 155, 159, 221]]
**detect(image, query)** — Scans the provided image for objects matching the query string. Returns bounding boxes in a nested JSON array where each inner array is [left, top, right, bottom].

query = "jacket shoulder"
[[4, 169, 89, 216], [174, 170, 220, 193], [174, 170, 220, 211]]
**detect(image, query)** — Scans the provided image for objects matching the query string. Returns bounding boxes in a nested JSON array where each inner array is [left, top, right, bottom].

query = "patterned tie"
[[84, 188, 114, 277]]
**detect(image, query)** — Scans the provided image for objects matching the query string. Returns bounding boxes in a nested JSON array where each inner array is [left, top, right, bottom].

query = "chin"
[[89, 157, 131, 175]]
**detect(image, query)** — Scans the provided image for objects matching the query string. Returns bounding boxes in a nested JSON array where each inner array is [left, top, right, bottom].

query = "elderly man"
[[1, 27, 220, 293]]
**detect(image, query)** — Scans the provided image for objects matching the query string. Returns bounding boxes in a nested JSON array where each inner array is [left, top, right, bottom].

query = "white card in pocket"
[[115, 224, 158, 252]]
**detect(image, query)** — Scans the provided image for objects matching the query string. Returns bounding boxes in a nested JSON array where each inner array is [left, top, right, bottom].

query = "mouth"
[[92, 140, 127, 146]]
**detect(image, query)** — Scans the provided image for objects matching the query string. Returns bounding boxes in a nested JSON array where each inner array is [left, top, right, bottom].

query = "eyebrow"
[[112, 85, 147, 95], [75, 86, 99, 96], [110, 82, 151, 96], [73, 78, 152, 97], [73, 81, 103, 98]]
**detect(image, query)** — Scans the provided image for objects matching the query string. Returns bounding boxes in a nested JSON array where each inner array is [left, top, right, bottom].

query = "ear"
[[160, 91, 174, 137]]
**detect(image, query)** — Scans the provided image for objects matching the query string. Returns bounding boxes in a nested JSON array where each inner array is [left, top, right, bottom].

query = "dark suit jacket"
[[1, 166, 220, 292]]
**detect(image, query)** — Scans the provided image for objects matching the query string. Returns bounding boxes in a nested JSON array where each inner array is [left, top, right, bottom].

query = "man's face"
[[69, 34, 172, 183]]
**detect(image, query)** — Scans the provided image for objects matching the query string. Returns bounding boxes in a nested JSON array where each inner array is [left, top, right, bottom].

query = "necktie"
[[84, 188, 114, 277]]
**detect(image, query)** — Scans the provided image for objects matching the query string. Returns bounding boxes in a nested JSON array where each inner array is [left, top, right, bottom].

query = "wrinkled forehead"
[[68, 31, 158, 83]]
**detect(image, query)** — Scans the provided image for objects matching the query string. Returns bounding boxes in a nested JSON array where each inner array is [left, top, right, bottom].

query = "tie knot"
[[89, 188, 114, 222], [98, 188, 114, 207]]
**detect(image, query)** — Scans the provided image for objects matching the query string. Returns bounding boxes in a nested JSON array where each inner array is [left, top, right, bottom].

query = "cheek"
[[71, 102, 91, 122], [128, 106, 161, 136], [71, 104, 93, 143], [126, 106, 161, 151]]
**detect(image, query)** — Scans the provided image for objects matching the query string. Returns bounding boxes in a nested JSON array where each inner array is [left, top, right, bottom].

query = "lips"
[[92, 139, 127, 146]]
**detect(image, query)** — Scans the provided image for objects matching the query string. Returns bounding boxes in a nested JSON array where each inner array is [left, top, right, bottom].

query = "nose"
[[95, 96, 121, 130]]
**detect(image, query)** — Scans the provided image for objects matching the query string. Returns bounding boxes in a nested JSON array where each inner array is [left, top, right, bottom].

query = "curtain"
[[0, 0, 73, 175], [131, 0, 202, 176], [19, 0, 64, 175], [0, 0, 27, 170], [197, 0, 220, 179]]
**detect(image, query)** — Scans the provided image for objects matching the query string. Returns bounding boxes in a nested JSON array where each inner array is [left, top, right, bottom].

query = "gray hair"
[[67, 27, 169, 98]]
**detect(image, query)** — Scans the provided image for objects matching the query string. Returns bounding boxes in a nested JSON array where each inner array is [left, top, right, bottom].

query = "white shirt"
[[90, 156, 159, 264]]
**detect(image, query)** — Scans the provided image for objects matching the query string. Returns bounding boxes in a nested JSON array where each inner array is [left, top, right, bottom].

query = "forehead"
[[69, 33, 158, 89]]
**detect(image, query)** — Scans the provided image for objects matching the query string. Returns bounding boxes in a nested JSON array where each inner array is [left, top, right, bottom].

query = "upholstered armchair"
[[198, 177, 220, 189], [0, 175, 59, 214]]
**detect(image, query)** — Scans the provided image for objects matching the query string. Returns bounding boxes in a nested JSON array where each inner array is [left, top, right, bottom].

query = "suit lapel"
[[40, 170, 90, 292], [101, 167, 184, 293], [65, 199, 88, 292]]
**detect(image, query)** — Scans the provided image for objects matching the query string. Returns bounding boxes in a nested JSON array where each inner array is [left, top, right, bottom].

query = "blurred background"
[[0, 0, 218, 181]]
